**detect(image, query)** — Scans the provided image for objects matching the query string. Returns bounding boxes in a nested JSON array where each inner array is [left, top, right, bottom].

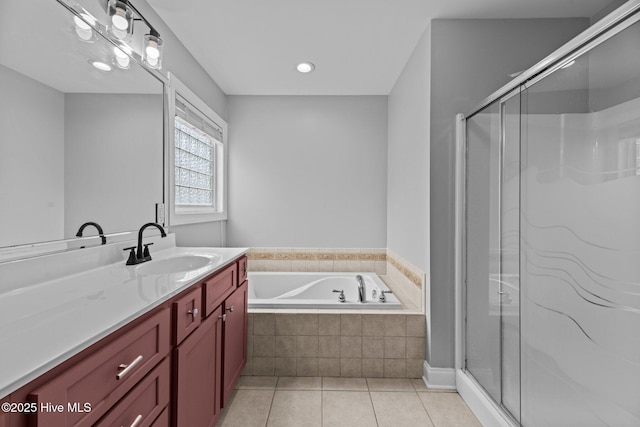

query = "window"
[[168, 73, 227, 225]]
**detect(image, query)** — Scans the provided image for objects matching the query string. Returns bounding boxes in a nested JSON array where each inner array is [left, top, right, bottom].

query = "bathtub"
[[247, 272, 402, 309]]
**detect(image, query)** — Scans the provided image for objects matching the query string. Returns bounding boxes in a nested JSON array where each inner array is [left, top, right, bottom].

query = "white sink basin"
[[135, 255, 213, 275]]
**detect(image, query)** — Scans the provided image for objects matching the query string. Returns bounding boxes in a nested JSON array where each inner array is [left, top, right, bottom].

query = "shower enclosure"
[[456, 3, 640, 426]]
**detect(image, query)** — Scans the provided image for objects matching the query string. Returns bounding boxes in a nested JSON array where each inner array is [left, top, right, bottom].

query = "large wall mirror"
[[0, 0, 165, 261]]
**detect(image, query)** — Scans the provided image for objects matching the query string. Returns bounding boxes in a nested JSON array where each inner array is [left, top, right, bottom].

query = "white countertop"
[[0, 236, 247, 398]]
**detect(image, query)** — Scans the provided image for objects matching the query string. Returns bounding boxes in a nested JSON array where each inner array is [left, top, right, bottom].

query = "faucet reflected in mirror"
[[123, 222, 167, 265], [75, 221, 106, 245]]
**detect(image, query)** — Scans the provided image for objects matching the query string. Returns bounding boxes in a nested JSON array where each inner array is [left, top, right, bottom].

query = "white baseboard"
[[423, 360, 456, 390], [456, 370, 516, 427]]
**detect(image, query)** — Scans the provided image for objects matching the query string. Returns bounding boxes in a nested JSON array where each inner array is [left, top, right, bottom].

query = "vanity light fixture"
[[296, 62, 315, 73], [143, 29, 163, 69], [107, 0, 134, 41], [105, 0, 164, 70]]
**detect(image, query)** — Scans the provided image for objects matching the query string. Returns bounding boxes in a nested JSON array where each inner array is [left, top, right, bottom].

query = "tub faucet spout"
[[356, 275, 366, 303]]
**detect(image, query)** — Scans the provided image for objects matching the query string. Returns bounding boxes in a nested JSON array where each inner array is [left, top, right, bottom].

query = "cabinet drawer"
[[238, 256, 248, 284], [150, 406, 169, 427], [203, 264, 237, 317], [173, 286, 202, 345], [29, 308, 170, 427], [95, 357, 170, 427]]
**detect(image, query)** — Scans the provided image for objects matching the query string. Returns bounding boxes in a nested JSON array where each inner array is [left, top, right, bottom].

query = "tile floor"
[[219, 376, 482, 427]]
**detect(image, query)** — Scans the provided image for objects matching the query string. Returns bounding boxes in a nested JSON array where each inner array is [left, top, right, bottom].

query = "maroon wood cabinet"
[[2, 255, 248, 427]]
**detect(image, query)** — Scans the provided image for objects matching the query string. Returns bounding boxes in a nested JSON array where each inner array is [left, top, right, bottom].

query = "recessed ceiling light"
[[90, 60, 112, 71], [296, 62, 315, 73]]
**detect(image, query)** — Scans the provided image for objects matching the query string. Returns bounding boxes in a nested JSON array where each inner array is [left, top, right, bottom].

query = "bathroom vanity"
[[0, 239, 248, 427]]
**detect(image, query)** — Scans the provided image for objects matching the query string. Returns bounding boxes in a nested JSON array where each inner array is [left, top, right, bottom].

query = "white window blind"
[[174, 95, 223, 209]]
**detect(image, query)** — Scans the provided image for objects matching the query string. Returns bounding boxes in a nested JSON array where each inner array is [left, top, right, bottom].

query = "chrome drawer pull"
[[188, 308, 199, 318], [227, 305, 234, 312], [124, 414, 143, 427], [116, 355, 143, 380]]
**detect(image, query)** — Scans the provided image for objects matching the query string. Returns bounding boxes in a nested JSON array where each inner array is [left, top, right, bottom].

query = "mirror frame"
[[0, 0, 169, 262]]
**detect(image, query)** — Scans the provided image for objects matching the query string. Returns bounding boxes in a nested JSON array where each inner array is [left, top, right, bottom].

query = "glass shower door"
[[465, 101, 502, 402], [520, 19, 640, 426], [465, 97, 520, 422]]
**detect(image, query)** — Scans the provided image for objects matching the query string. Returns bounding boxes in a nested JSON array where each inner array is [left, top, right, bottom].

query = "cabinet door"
[[173, 306, 223, 427], [222, 281, 248, 406]]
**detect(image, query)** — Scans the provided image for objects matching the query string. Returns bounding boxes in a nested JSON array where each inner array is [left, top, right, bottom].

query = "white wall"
[[0, 65, 65, 247], [227, 96, 387, 248]]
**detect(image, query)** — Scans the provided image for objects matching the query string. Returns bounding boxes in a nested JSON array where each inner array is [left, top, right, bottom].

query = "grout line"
[[417, 390, 437, 427], [263, 379, 278, 427], [320, 383, 324, 427], [367, 387, 381, 427]]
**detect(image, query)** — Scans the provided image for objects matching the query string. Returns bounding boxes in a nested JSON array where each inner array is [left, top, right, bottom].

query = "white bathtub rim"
[[248, 271, 401, 309]]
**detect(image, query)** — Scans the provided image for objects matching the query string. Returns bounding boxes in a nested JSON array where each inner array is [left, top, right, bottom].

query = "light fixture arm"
[[125, 0, 160, 38]]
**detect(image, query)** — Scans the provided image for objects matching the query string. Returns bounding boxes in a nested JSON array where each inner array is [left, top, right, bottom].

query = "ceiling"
[[149, 0, 612, 95]]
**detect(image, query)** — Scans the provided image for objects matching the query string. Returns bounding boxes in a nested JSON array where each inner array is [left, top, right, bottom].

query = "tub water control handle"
[[332, 289, 346, 303], [380, 290, 393, 303]]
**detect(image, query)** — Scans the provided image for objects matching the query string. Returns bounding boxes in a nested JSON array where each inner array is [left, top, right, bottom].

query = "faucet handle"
[[332, 289, 346, 303], [123, 246, 137, 265], [379, 290, 393, 303], [142, 242, 154, 259]]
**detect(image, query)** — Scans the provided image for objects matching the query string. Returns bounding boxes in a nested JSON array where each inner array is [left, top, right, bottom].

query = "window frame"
[[167, 72, 228, 225]]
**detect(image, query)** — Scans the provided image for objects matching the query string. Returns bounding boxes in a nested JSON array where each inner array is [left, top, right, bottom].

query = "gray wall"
[[429, 18, 590, 368], [386, 18, 591, 370], [387, 24, 431, 274], [227, 96, 388, 248], [134, 0, 229, 246], [0, 65, 65, 247], [135, 0, 227, 120], [64, 94, 163, 238]]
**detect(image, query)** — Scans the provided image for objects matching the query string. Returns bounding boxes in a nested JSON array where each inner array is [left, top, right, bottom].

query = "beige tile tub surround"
[[245, 313, 426, 379], [385, 249, 424, 312], [247, 247, 388, 275]]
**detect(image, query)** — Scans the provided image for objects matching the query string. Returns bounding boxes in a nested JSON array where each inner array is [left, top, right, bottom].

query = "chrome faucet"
[[75, 221, 106, 245], [356, 275, 366, 303], [123, 222, 167, 265]]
